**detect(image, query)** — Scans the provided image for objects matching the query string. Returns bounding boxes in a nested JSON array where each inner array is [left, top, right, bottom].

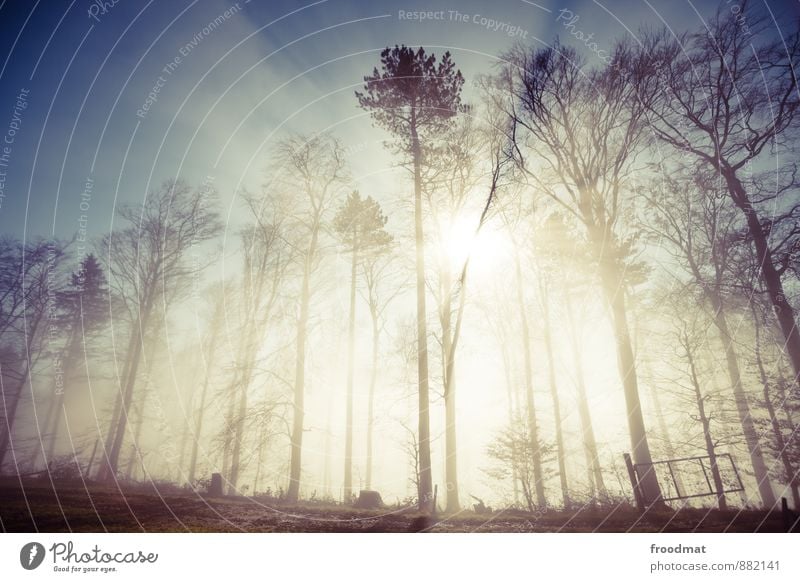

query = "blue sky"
[[0, 0, 797, 241]]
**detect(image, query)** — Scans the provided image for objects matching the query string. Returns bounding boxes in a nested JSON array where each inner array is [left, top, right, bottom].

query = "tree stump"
[[209, 473, 223, 497], [354, 490, 383, 509]]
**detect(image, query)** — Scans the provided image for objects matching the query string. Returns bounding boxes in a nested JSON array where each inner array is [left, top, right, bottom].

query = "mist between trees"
[[2, 1, 800, 516]]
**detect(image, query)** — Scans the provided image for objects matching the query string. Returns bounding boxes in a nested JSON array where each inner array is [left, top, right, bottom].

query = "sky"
[[1, 0, 797, 242], [2, 0, 800, 503]]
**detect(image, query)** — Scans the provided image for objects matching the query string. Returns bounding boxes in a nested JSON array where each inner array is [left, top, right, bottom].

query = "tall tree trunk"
[[229, 317, 261, 494], [220, 381, 236, 492], [37, 394, 57, 468], [642, 357, 685, 498], [564, 293, 607, 501], [42, 329, 82, 467], [98, 342, 128, 480], [514, 252, 546, 507], [597, 260, 662, 505], [410, 116, 433, 511], [287, 223, 320, 503], [101, 301, 152, 482], [541, 282, 569, 507], [752, 308, 800, 508], [365, 303, 379, 491], [684, 336, 727, 510], [188, 331, 219, 485], [0, 312, 43, 470], [440, 261, 460, 512], [0, 361, 33, 470], [708, 291, 776, 508], [725, 172, 800, 386], [775, 365, 799, 507], [343, 237, 357, 502], [124, 392, 147, 481], [499, 332, 520, 505], [323, 401, 332, 499], [228, 374, 249, 495], [124, 339, 159, 481]]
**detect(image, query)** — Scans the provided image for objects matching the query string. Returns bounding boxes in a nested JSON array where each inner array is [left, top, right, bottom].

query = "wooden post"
[[624, 453, 645, 511], [432, 484, 438, 518]]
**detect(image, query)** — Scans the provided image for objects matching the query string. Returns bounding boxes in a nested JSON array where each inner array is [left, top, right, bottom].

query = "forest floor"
[[0, 478, 793, 533]]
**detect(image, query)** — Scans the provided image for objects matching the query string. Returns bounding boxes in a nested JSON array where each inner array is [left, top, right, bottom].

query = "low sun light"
[[443, 216, 512, 283]]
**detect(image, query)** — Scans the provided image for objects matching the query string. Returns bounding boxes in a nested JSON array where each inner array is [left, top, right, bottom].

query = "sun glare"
[[443, 217, 512, 283]]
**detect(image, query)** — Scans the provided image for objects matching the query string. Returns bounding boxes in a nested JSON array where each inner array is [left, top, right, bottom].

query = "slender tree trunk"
[[775, 365, 800, 506], [323, 402, 332, 499], [708, 292, 776, 508], [684, 337, 727, 510], [410, 116, 433, 511], [42, 330, 82, 467], [43, 389, 66, 466], [499, 333, 520, 505], [726, 174, 800, 386], [176, 412, 189, 484], [564, 293, 607, 501], [541, 282, 569, 507], [440, 261, 460, 512], [229, 321, 259, 495], [752, 309, 800, 508], [188, 331, 218, 485], [253, 425, 264, 496], [597, 260, 662, 505], [365, 304, 379, 491], [343, 237, 357, 502], [37, 394, 57, 468], [124, 392, 147, 481], [0, 361, 32, 470], [124, 339, 159, 481], [287, 223, 320, 503], [514, 252, 546, 507], [642, 357, 685, 497], [101, 301, 152, 481], [228, 373, 249, 494], [0, 313, 43, 470], [220, 381, 235, 492]]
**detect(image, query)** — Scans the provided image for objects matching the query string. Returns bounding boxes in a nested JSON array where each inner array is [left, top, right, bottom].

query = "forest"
[[1, 1, 799, 532]]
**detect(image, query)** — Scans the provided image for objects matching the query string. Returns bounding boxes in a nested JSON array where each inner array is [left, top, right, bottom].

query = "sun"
[[442, 216, 512, 284]]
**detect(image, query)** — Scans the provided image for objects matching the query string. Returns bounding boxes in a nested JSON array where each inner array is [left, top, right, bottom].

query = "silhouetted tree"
[[98, 179, 220, 481], [502, 40, 664, 504], [0, 238, 66, 470], [333, 190, 392, 500], [636, 5, 800, 386], [41, 254, 109, 466], [275, 135, 348, 502], [357, 45, 464, 510]]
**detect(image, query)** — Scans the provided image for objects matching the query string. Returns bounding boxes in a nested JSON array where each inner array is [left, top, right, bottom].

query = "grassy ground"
[[0, 478, 791, 532]]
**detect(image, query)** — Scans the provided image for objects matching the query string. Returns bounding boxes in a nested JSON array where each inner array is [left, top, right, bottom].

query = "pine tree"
[[357, 46, 464, 510]]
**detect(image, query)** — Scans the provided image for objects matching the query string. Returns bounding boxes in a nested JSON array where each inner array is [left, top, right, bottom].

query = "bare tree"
[[357, 46, 465, 510], [643, 174, 777, 507], [187, 283, 225, 486], [97, 179, 220, 481], [0, 238, 66, 470], [663, 290, 729, 510], [486, 417, 554, 513], [500, 41, 663, 503], [636, 5, 800, 385], [359, 231, 401, 492], [332, 191, 392, 501], [273, 134, 348, 502], [226, 191, 292, 494]]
